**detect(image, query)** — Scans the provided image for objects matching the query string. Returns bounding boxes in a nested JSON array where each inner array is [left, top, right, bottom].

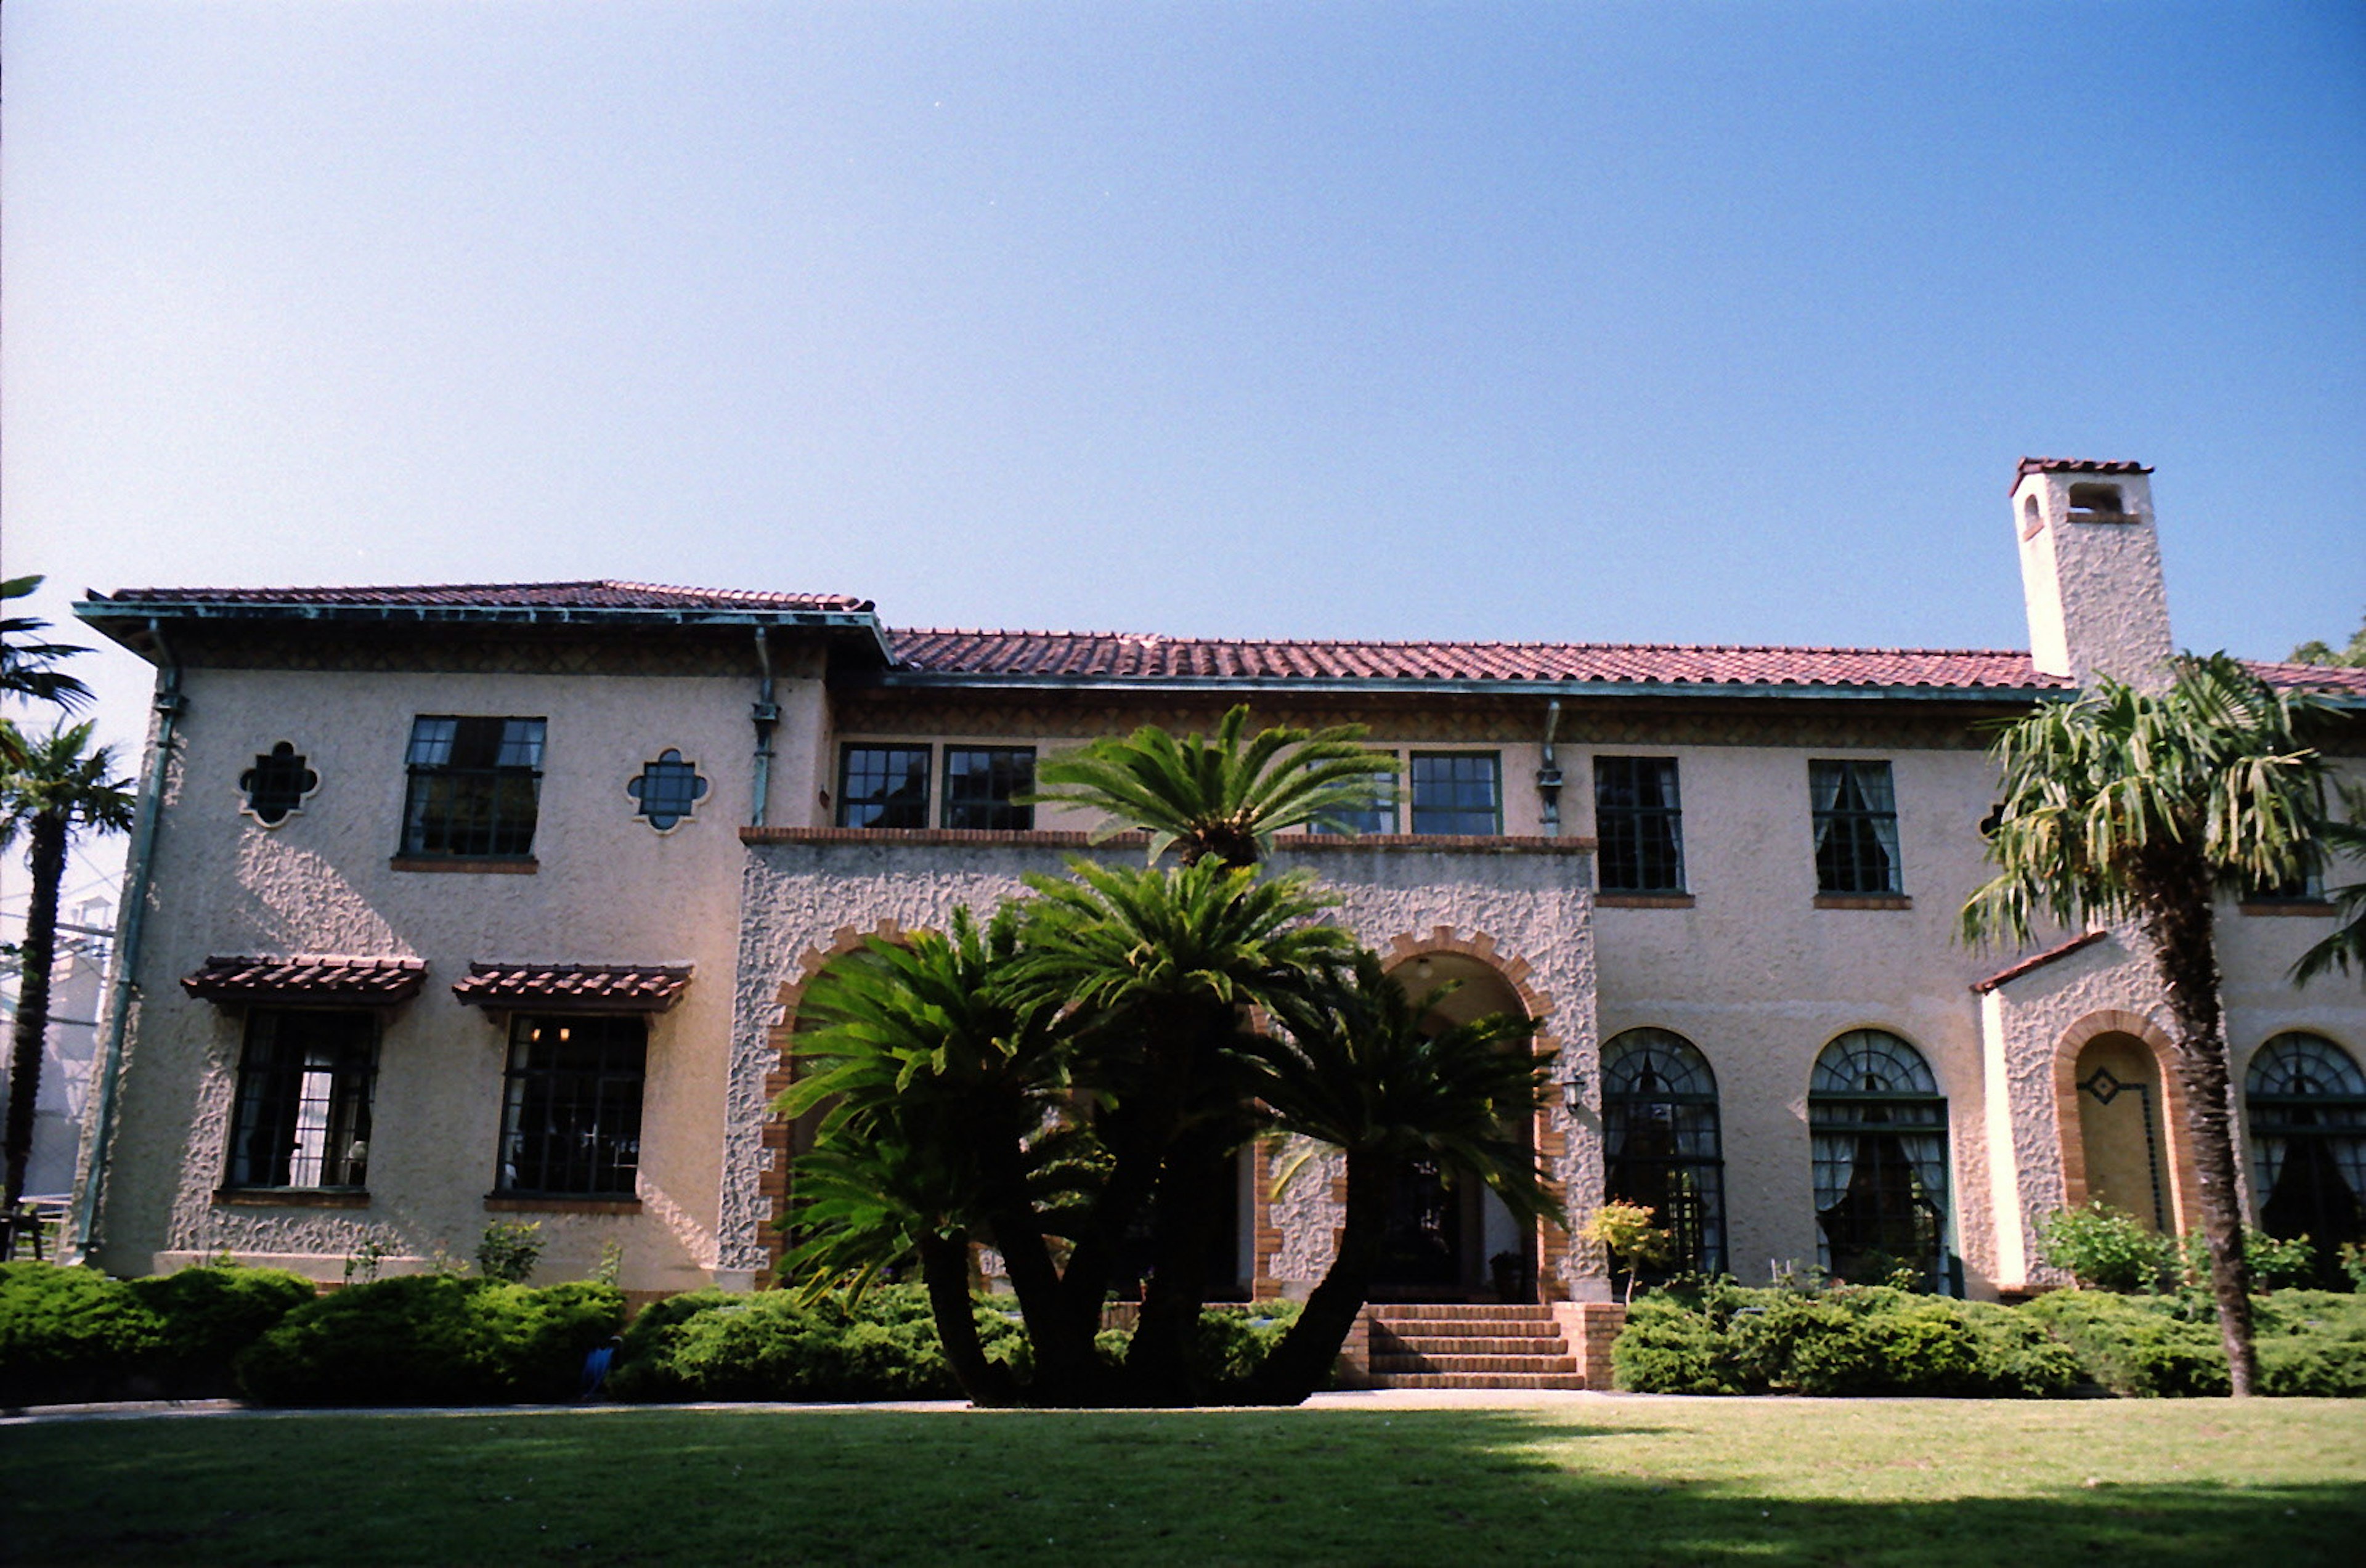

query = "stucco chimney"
[[2010, 457, 2174, 690]]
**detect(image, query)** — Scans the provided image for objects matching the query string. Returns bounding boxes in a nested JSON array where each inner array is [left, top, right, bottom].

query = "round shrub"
[[1611, 1294, 1742, 1394], [127, 1264, 316, 1397], [235, 1275, 625, 1406], [0, 1263, 163, 1407]]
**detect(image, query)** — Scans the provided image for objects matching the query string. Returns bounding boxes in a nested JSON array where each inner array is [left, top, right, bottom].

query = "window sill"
[[214, 1188, 370, 1208], [390, 856, 539, 875], [1815, 894, 1913, 911], [484, 1194, 642, 1215], [2238, 901, 2336, 917], [1595, 893, 1696, 909]]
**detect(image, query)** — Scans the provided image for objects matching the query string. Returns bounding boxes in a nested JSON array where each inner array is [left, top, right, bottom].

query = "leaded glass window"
[[627, 749, 708, 831], [1410, 753, 1500, 835], [496, 1015, 646, 1197], [226, 1010, 376, 1189], [240, 741, 320, 826], [1602, 1028, 1724, 1276], [942, 747, 1035, 831], [838, 745, 930, 829], [1810, 760, 1901, 895], [1809, 1029, 1948, 1283], [2246, 1032, 2366, 1286], [401, 716, 546, 858], [1595, 758, 1685, 893]]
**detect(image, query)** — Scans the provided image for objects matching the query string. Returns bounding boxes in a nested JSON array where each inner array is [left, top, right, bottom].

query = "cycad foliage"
[[1028, 703, 1396, 867], [1960, 653, 2361, 1397]]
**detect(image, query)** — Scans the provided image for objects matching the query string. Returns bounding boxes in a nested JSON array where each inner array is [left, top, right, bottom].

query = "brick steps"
[[1364, 1302, 1585, 1391]]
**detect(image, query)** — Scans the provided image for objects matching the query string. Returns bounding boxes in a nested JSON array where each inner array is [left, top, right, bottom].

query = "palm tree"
[[3, 721, 137, 1250], [1960, 654, 2356, 1396], [1028, 704, 1396, 867], [1248, 955, 1559, 1403], [0, 577, 94, 723], [2290, 816, 2366, 985], [776, 908, 1085, 1403], [1006, 856, 1356, 1403]]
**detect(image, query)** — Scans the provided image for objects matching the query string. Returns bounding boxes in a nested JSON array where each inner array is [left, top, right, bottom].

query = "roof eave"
[[852, 670, 2068, 702], [73, 598, 896, 664]]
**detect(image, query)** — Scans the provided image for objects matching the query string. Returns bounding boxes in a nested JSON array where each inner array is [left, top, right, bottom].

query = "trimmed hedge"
[[235, 1275, 625, 1406], [1615, 1281, 2081, 1398], [0, 1261, 315, 1406], [2023, 1288, 2366, 1398]]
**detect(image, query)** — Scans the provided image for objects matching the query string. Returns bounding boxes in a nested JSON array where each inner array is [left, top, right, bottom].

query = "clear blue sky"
[[5, 1, 2364, 905]]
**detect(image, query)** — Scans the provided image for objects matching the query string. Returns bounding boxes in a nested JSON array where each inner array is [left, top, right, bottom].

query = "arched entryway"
[[2071, 1032, 2173, 1230], [1370, 949, 1538, 1301]]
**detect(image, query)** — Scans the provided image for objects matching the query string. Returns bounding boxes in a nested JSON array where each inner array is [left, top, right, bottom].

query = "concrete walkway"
[[4, 1387, 1640, 1424]]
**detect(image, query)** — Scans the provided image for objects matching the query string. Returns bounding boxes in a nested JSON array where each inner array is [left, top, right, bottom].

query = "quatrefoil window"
[[627, 749, 708, 832], [239, 742, 320, 826]]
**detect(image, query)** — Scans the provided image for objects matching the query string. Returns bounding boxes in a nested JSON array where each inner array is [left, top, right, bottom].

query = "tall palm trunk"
[[2, 811, 67, 1232], [2140, 855, 2259, 1397], [1251, 1147, 1389, 1405], [916, 1232, 1015, 1405], [1125, 1139, 1230, 1404]]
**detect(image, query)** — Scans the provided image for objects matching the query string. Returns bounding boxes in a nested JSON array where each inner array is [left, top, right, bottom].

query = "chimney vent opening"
[[2067, 483, 2127, 519]]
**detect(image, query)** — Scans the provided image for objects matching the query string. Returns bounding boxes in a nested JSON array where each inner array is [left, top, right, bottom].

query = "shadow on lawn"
[[2, 1406, 2361, 1566]]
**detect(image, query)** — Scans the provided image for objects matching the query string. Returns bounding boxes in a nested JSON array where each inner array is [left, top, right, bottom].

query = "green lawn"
[[4, 1398, 2362, 1566]]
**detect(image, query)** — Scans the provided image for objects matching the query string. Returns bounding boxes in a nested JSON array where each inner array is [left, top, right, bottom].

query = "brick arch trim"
[[755, 919, 909, 1284], [2052, 1009, 2201, 1235]]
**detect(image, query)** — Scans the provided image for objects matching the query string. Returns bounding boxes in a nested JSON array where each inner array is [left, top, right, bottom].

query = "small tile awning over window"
[[452, 962, 693, 1014], [182, 954, 427, 1003]]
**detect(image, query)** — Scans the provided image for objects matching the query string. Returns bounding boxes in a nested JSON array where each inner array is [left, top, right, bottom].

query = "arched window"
[[1809, 1030, 1949, 1285], [1602, 1029, 1725, 1277], [2246, 1033, 2366, 1286]]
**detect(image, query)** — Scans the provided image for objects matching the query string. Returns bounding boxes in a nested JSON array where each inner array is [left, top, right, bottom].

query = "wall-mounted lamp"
[[1562, 1074, 1588, 1114]]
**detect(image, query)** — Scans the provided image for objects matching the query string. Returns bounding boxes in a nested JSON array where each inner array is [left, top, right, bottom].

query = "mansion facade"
[[63, 459, 2366, 1304]]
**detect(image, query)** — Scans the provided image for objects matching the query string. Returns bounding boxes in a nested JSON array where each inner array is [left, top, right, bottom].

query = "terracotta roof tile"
[[452, 962, 694, 1013], [2015, 457, 2156, 484], [2243, 659, 2366, 697], [182, 954, 426, 1002], [91, 580, 872, 614], [1970, 930, 2112, 993], [886, 628, 2071, 692]]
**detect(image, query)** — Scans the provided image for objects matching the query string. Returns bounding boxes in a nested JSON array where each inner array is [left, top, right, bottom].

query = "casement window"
[[401, 717, 546, 858], [942, 747, 1036, 831], [1601, 1029, 1725, 1277], [225, 1010, 376, 1190], [1311, 771, 1399, 835], [2245, 1033, 2365, 1286], [1595, 757, 1685, 893], [1409, 753, 1501, 835], [1809, 760, 1901, 895], [495, 1015, 646, 1197], [1809, 1030, 1949, 1286], [837, 745, 931, 829]]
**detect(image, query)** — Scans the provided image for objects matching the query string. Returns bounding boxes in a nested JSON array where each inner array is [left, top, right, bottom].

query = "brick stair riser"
[[1372, 1354, 1580, 1375], [1368, 1373, 1588, 1390], [1377, 1335, 1567, 1357], [1373, 1306, 1556, 1323], [1373, 1320, 1556, 1340]]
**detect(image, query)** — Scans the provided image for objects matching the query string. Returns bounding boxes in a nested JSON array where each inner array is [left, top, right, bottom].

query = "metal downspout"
[[1536, 699, 1564, 837], [68, 621, 184, 1264], [750, 627, 779, 828]]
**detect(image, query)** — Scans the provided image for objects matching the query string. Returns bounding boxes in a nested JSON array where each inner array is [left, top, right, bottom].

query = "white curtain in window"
[[1809, 763, 1844, 859], [1898, 1131, 1950, 1222], [1855, 764, 1901, 880], [2254, 1134, 2289, 1194]]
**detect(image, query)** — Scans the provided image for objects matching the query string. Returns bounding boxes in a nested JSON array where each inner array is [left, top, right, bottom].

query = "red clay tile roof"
[[182, 954, 427, 1002], [451, 962, 694, 1013], [2015, 457, 2156, 485], [91, 580, 873, 613], [2243, 659, 2366, 697], [886, 629, 2071, 691], [1970, 930, 2113, 993]]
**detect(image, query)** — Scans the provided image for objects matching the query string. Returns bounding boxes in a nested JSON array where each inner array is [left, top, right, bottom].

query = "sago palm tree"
[[1247, 955, 1559, 1403], [3, 721, 137, 1245], [776, 907, 1086, 1403], [1960, 654, 2357, 1396], [1028, 703, 1397, 867], [1007, 856, 1356, 1402]]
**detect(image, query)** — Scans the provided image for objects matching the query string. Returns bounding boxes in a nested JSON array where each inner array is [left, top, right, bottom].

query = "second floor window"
[[1410, 753, 1501, 835], [839, 745, 930, 828], [1810, 759, 1901, 895], [402, 717, 545, 858], [1595, 757, 1685, 892], [943, 747, 1036, 831], [1312, 771, 1399, 835]]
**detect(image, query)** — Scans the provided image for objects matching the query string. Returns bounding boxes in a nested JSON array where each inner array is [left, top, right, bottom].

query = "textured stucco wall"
[[86, 659, 805, 1290], [724, 835, 1599, 1292], [2013, 469, 2174, 689]]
